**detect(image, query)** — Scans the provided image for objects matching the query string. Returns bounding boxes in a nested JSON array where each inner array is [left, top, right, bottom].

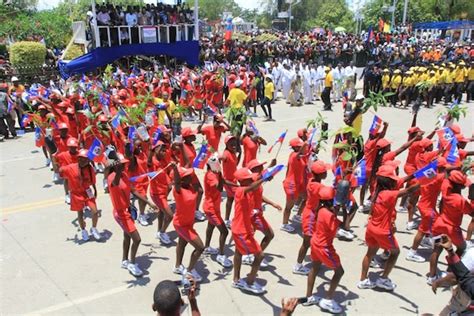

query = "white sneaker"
[[225, 219, 232, 229], [406, 221, 418, 231], [216, 255, 233, 268], [336, 228, 355, 240], [319, 298, 343, 314], [96, 163, 105, 173], [292, 214, 302, 223], [363, 199, 372, 207], [375, 277, 396, 291], [242, 280, 266, 294], [65, 193, 70, 205], [173, 264, 186, 275], [231, 278, 246, 289], [370, 258, 383, 268], [357, 278, 376, 289], [260, 258, 269, 268], [293, 263, 310, 275], [127, 263, 143, 277], [156, 232, 172, 245], [203, 247, 219, 255], [358, 205, 368, 213], [427, 272, 447, 285], [292, 205, 300, 213], [420, 236, 433, 249], [397, 206, 408, 213], [280, 224, 295, 233], [405, 249, 425, 263], [121, 260, 129, 269], [379, 251, 390, 261], [53, 172, 60, 183], [187, 269, 203, 282], [242, 254, 254, 265], [302, 295, 321, 306], [45, 158, 51, 166], [194, 210, 206, 221], [137, 214, 148, 226], [81, 229, 89, 241], [90, 227, 101, 240]]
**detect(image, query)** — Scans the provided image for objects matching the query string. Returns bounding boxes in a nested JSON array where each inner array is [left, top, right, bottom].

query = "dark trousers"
[[0, 113, 17, 138], [454, 83, 464, 103], [261, 97, 272, 119], [321, 87, 332, 109], [467, 80, 473, 102]]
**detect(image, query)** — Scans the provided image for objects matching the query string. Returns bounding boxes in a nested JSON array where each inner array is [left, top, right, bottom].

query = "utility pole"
[[288, 0, 292, 32], [402, 0, 409, 25], [390, 0, 397, 30], [194, 0, 199, 40]]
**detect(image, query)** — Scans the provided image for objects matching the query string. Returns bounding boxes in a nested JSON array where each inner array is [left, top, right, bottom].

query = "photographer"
[[152, 276, 200, 316], [432, 234, 474, 315]]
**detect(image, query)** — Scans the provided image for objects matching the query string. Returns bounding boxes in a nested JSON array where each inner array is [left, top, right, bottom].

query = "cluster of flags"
[[87, 138, 104, 162]]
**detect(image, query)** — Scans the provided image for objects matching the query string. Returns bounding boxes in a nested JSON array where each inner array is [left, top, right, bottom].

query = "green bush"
[[63, 44, 84, 60], [10, 41, 46, 68]]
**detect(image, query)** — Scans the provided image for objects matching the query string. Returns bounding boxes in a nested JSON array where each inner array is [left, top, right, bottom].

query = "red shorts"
[[70, 192, 96, 212], [365, 224, 399, 250], [113, 208, 137, 233], [418, 207, 439, 234], [432, 218, 465, 247], [174, 224, 198, 242], [151, 193, 170, 210], [224, 183, 237, 198], [204, 199, 223, 226], [233, 232, 261, 255], [310, 244, 341, 269], [301, 208, 317, 237], [251, 211, 271, 232], [283, 180, 304, 201]]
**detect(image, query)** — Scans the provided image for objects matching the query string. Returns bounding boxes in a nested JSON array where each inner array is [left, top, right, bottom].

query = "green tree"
[[305, 0, 354, 31], [198, 0, 242, 21]]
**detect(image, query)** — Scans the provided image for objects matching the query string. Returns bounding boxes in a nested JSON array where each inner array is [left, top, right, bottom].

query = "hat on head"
[[66, 107, 75, 115], [247, 159, 266, 171], [420, 138, 433, 149], [394, 69, 401, 74], [11, 76, 19, 82], [376, 138, 392, 149], [456, 134, 469, 143], [38, 105, 47, 111], [225, 135, 236, 144], [355, 94, 365, 101], [58, 122, 69, 130], [67, 137, 79, 147], [297, 128, 307, 138], [311, 161, 331, 174], [318, 186, 335, 201], [234, 167, 257, 181], [448, 170, 471, 186], [289, 137, 304, 147], [408, 126, 422, 134], [437, 157, 447, 168], [181, 127, 196, 138], [177, 167, 194, 178], [376, 165, 400, 181], [152, 140, 165, 150], [78, 149, 89, 158], [450, 124, 461, 135]]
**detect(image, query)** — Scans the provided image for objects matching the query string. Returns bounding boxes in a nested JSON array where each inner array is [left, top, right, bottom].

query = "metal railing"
[[96, 24, 196, 47]]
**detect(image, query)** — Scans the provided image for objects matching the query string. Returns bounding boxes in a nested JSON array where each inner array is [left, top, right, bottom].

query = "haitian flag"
[[414, 160, 438, 179], [87, 138, 104, 162], [268, 130, 287, 153], [366, 26, 374, 44], [262, 164, 284, 181], [34, 127, 43, 147], [130, 171, 158, 182], [192, 144, 209, 169], [308, 128, 318, 151], [152, 128, 162, 146], [369, 115, 383, 135], [447, 138, 460, 165], [437, 127, 454, 149], [354, 159, 367, 186], [111, 108, 126, 129], [21, 114, 32, 127], [248, 120, 259, 136]]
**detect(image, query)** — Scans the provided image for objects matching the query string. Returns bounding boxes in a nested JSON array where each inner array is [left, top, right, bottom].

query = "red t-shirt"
[[231, 187, 254, 234], [201, 125, 226, 152], [440, 192, 474, 227], [312, 207, 341, 247], [382, 151, 397, 164], [149, 157, 170, 195], [55, 151, 78, 168], [416, 150, 438, 169], [364, 139, 378, 171], [405, 141, 423, 171], [54, 135, 70, 153], [369, 190, 399, 231], [284, 152, 305, 186], [128, 154, 149, 190], [418, 172, 444, 212], [175, 143, 196, 168], [173, 187, 197, 227], [222, 149, 238, 182], [60, 163, 96, 194], [204, 170, 221, 207], [242, 135, 258, 167], [304, 181, 323, 212], [250, 185, 264, 211], [107, 172, 131, 210]]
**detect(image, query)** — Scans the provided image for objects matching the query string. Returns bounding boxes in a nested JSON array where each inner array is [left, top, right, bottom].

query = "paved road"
[[1, 95, 473, 315]]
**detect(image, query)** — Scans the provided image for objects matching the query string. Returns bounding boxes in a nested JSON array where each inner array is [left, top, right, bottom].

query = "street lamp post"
[[402, 0, 409, 25]]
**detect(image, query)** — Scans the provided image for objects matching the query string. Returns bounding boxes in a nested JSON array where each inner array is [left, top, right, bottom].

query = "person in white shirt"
[[315, 63, 326, 100], [281, 63, 295, 102], [344, 62, 356, 100], [302, 65, 313, 104], [331, 63, 344, 102], [97, 7, 111, 26], [125, 8, 138, 26], [271, 62, 282, 99], [309, 64, 318, 101]]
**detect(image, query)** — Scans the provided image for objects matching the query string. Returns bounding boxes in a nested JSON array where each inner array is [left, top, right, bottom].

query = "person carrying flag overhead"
[[197, 113, 230, 153]]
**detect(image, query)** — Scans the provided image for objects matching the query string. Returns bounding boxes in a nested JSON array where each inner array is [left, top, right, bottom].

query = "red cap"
[[289, 137, 304, 147], [448, 170, 471, 186], [376, 138, 392, 149], [376, 165, 400, 181], [58, 122, 69, 130], [297, 128, 307, 138], [181, 127, 196, 138], [384, 159, 401, 168], [247, 159, 266, 171], [456, 134, 469, 143], [152, 140, 165, 150], [234, 168, 257, 181], [118, 89, 128, 98], [225, 135, 236, 144], [450, 124, 461, 135], [98, 114, 108, 122], [67, 137, 78, 147], [177, 167, 194, 178], [420, 138, 433, 149], [78, 149, 89, 158], [311, 161, 331, 174], [318, 186, 335, 200], [38, 105, 47, 110], [408, 126, 422, 134]]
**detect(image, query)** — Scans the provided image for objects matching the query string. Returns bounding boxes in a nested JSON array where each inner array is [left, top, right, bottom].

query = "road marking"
[[25, 285, 130, 315]]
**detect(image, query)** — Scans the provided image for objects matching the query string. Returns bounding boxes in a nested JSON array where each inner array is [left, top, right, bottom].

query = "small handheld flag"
[[354, 159, 367, 186], [447, 138, 459, 165], [334, 166, 342, 177], [192, 144, 209, 169], [130, 171, 158, 182], [369, 115, 383, 135], [308, 128, 318, 151], [87, 138, 104, 162], [414, 160, 438, 179], [248, 120, 259, 136], [268, 130, 287, 153], [34, 127, 42, 147], [21, 114, 32, 128], [152, 129, 162, 146], [262, 164, 284, 181]]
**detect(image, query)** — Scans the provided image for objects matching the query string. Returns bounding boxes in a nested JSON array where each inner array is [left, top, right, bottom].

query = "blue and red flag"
[[268, 130, 287, 153], [262, 164, 284, 181], [354, 159, 367, 186], [367, 26, 374, 44], [21, 114, 32, 127], [34, 127, 43, 147], [130, 171, 158, 182], [447, 138, 460, 165], [248, 120, 259, 136], [193, 144, 209, 169], [369, 115, 383, 135], [308, 128, 318, 151], [87, 138, 104, 162], [414, 160, 438, 179]]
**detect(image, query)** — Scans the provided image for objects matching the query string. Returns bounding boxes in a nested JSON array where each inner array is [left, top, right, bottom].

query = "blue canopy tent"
[[413, 20, 474, 30], [59, 41, 200, 79]]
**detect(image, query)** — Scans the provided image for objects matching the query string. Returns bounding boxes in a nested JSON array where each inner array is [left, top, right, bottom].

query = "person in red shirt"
[[202, 155, 232, 268], [294, 160, 330, 275], [197, 114, 230, 153], [107, 152, 157, 277], [220, 135, 241, 227], [55, 137, 79, 204], [231, 168, 267, 295], [51, 123, 72, 183], [428, 170, 474, 285], [406, 157, 447, 263], [358, 165, 419, 291], [240, 126, 267, 167], [147, 141, 174, 245], [281, 137, 307, 233], [171, 164, 205, 282], [60, 149, 100, 242], [304, 186, 344, 313]]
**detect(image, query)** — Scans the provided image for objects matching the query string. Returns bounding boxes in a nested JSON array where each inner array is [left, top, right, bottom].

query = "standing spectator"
[[0, 84, 16, 140]]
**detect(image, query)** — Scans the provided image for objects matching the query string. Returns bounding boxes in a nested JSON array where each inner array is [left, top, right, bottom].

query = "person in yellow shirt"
[[453, 61, 467, 103], [321, 66, 333, 111], [435, 65, 444, 103], [399, 70, 414, 108], [261, 75, 275, 121], [154, 92, 176, 126], [381, 69, 391, 92], [226, 80, 247, 109], [467, 61, 474, 103], [226, 80, 247, 135], [425, 70, 437, 107], [443, 64, 455, 104], [390, 69, 402, 106]]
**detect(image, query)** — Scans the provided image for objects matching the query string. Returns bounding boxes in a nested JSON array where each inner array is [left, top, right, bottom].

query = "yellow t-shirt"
[[352, 114, 362, 137], [454, 68, 465, 83], [403, 76, 413, 87], [154, 97, 176, 125], [390, 75, 401, 89], [324, 72, 333, 88], [227, 88, 247, 108], [382, 75, 390, 89], [468, 67, 474, 81], [444, 70, 453, 84], [264, 82, 274, 100]]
